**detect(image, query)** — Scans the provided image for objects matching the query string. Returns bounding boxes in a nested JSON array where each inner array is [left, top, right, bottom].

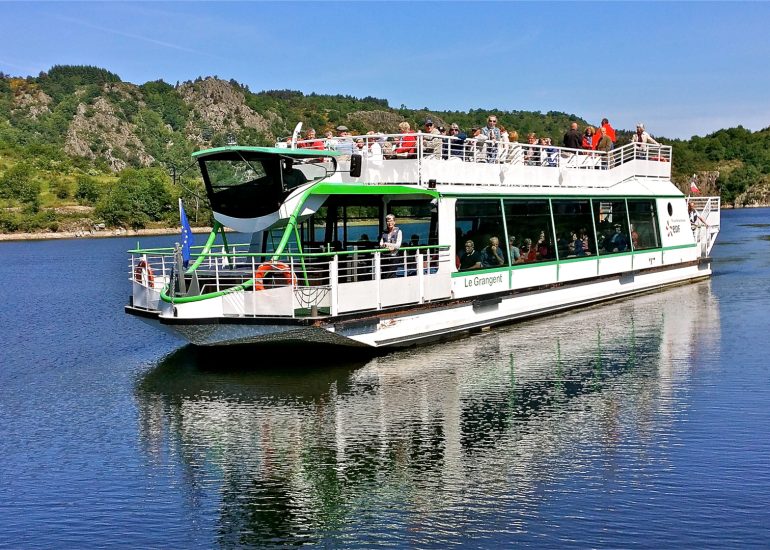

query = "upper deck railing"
[[289, 133, 673, 187]]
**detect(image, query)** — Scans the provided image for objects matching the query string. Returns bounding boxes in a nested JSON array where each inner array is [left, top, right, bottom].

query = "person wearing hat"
[[422, 117, 442, 158], [334, 125, 353, 156], [606, 223, 629, 253]]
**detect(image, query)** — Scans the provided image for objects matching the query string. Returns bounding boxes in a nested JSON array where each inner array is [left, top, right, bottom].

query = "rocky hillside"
[[0, 64, 768, 234]]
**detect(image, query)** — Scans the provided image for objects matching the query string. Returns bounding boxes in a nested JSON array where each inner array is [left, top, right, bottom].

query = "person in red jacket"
[[298, 128, 324, 150], [592, 118, 617, 149], [394, 121, 417, 158]]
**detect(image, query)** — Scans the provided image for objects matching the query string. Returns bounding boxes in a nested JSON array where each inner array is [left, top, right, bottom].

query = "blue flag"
[[179, 198, 194, 268]]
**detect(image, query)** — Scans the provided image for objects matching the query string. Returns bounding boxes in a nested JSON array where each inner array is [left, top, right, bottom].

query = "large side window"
[[389, 201, 437, 249], [627, 200, 660, 250], [551, 199, 596, 259], [593, 200, 630, 255], [503, 199, 554, 263], [455, 199, 505, 270]]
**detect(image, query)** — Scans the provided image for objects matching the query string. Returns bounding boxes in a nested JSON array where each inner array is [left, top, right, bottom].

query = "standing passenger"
[[379, 214, 403, 278]]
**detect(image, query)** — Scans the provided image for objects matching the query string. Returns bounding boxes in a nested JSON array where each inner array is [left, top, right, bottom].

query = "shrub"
[[52, 178, 71, 199], [0, 162, 41, 205], [75, 174, 101, 205]]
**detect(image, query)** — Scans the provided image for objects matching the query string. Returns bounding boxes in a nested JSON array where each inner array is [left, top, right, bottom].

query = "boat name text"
[[464, 274, 505, 288]]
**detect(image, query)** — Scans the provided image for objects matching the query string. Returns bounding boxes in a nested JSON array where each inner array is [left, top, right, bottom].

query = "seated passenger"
[[299, 128, 324, 150], [536, 231, 551, 259], [524, 133, 540, 165], [459, 240, 482, 271], [508, 235, 521, 263], [393, 122, 417, 158], [630, 224, 640, 249], [518, 238, 536, 263], [447, 123, 467, 159], [480, 236, 505, 268], [606, 224, 629, 252]]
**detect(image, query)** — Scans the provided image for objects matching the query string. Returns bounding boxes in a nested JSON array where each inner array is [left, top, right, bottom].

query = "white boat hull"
[[141, 259, 710, 348]]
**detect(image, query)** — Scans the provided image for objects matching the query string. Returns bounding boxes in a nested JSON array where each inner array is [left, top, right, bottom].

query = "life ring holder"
[[253, 261, 297, 291], [134, 259, 155, 287]]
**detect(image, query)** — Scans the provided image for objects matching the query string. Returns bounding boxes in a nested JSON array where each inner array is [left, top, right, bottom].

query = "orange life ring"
[[253, 261, 297, 291], [134, 259, 155, 286]]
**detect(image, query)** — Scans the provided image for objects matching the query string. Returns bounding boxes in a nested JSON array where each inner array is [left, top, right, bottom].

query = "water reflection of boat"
[[135, 282, 719, 546]]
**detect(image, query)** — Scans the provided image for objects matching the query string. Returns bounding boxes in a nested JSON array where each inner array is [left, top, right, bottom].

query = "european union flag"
[[179, 198, 194, 268]]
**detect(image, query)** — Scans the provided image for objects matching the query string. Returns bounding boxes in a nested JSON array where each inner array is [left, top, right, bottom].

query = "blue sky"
[[2, 1, 769, 139]]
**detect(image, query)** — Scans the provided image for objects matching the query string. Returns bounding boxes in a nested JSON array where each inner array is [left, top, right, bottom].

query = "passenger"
[[519, 238, 537, 262], [335, 125, 354, 156], [582, 126, 596, 150], [536, 231, 550, 259], [569, 231, 584, 256], [508, 235, 521, 263], [632, 122, 659, 159], [393, 122, 417, 158], [592, 118, 617, 149], [459, 240, 482, 271], [422, 118, 442, 158], [688, 202, 708, 232], [524, 133, 540, 165], [447, 123, 467, 159], [504, 130, 521, 163], [606, 223, 629, 252], [632, 122, 659, 145], [324, 130, 338, 151], [595, 126, 612, 152], [481, 236, 505, 268], [299, 128, 324, 150], [630, 224, 640, 249], [467, 126, 485, 162], [365, 131, 384, 160], [379, 213, 403, 278], [543, 137, 558, 166], [580, 228, 592, 255], [481, 115, 501, 162], [563, 122, 582, 150]]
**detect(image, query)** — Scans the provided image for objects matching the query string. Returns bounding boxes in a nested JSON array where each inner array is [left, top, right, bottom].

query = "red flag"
[[690, 178, 701, 195]]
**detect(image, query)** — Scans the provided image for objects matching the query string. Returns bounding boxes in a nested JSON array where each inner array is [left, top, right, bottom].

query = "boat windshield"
[[200, 153, 329, 219]]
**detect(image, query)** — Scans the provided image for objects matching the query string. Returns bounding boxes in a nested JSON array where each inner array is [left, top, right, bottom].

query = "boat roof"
[[192, 146, 340, 160]]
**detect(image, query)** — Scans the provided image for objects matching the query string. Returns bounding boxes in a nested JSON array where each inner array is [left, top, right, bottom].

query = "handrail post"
[[417, 251, 425, 304], [330, 254, 339, 316], [374, 252, 382, 310], [214, 251, 220, 292]]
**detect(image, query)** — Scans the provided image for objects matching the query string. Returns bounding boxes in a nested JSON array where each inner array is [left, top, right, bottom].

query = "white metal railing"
[[293, 133, 672, 185], [129, 245, 452, 315], [686, 196, 721, 257]]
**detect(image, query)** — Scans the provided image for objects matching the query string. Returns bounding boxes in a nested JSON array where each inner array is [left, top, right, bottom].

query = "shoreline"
[[0, 226, 215, 242]]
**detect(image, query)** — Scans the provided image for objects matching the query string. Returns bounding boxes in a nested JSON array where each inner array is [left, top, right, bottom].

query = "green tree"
[[75, 174, 101, 205], [96, 167, 174, 228], [0, 162, 41, 205]]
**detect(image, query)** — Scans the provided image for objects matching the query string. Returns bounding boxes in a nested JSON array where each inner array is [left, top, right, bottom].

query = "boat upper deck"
[[287, 132, 675, 194]]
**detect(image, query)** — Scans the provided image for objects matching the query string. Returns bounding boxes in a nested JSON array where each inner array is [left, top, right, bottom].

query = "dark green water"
[[1, 208, 769, 548]]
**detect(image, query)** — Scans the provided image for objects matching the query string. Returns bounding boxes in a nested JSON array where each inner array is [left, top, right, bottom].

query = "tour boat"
[[125, 130, 721, 347]]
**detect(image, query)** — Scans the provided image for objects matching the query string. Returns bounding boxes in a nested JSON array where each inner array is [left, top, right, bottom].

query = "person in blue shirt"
[[606, 224, 629, 252]]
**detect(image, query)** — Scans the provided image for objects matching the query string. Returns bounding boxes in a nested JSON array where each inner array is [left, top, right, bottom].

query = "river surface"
[[1, 208, 769, 548]]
